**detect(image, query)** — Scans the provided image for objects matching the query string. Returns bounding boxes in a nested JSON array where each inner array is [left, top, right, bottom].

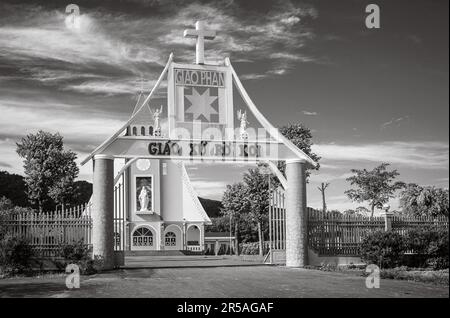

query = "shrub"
[[0, 233, 34, 275], [59, 239, 91, 261], [57, 239, 97, 275], [405, 227, 449, 269], [360, 231, 405, 268], [239, 241, 270, 255]]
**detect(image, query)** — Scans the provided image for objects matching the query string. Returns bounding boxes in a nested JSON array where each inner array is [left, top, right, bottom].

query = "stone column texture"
[[285, 161, 308, 267], [92, 155, 115, 270]]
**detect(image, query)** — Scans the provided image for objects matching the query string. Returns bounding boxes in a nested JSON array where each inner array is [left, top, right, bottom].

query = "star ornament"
[[185, 87, 218, 122]]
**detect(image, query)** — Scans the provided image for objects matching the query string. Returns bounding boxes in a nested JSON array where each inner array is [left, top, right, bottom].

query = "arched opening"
[[141, 126, 146, 136], [187, 225, 200, 246], [164, 225, 182, 250], [149, 126, 154, 136], [132, 226, 153, 247], [165, 231, 176, 247], [132, 126, 137, 136]]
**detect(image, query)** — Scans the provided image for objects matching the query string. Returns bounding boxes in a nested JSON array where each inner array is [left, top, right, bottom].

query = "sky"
[[0, 0, 448, 213]]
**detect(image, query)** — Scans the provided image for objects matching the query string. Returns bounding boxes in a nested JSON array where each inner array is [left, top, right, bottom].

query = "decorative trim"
[[286, 159, 307, 164], [94, 154, 114, 160], [164, 223, 183, 234], [179, 162, 211, 223]]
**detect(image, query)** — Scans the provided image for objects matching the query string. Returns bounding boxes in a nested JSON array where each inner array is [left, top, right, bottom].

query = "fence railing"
[[0, 203, 92, 258], [308, 210, 449, 256], [308, 209, 384, 256]]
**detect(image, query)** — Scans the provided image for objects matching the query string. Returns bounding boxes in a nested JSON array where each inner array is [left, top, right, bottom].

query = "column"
[[381, 211, 394, 231], [285, 159, 308, 267], [92, 154, 115, 270]]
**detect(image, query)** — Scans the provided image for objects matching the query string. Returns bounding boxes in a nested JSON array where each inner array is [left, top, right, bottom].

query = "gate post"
[[92, 154, 115, 270], [285, 159, 308, 267]]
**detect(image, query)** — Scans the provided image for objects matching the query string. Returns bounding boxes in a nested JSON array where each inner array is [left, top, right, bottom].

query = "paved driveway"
[[0, 266, 448, 298]]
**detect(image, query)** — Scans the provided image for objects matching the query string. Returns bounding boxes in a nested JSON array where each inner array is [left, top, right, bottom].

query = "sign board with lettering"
[[99, 137, 301, 162], [168, 63, 234, 139]]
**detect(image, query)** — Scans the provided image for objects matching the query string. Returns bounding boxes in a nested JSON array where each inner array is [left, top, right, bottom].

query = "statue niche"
[[136, 176, 152, 213]]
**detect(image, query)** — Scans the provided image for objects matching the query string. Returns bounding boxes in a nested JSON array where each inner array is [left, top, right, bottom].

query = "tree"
[[16, 131, 79, 212], [399, 183, 449, 217], [221, 182, 251, 255], [317, 182, 330, 213], [206, 216, 231, 233], [278, 124, 321, 179], [343, 206, 370, 217], [47, 151, 79, 210], [345, 163, 405, 217], [242, 168, 276, 256], [72, 181, 93, 207]]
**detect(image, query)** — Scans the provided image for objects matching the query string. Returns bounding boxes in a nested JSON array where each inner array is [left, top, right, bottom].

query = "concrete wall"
[[160, 160, 184, 222]]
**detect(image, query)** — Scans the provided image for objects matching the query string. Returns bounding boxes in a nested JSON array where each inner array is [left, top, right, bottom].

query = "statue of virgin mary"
[[138, 186, 150, 211]]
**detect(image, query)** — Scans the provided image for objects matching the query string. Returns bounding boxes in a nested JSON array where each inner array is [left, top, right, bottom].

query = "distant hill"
[[198, 197, 223, 218], [0, 170, 29, 207]]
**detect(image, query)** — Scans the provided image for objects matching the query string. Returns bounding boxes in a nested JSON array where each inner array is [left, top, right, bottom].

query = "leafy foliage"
[[0, 233, 34, 275], [57, 239, 97, 275], [345, 163, 405, 216], [360, 231, 405, 268], [278, 124, 321, 179], [16, 130, 79, 211], [405, 227, 449, 269], [360, 228, 449, 269], [0, 197, 35, 238], [239, 241, 270, 255], [207, 216, 232, 233], [220, 182, 251, 254], [400, 183, 449, 217]]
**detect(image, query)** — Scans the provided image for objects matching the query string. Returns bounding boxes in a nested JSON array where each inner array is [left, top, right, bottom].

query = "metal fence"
[[0, 203, 92, 258], [308, 210, 448, 256], [269, 188, 448, 257]]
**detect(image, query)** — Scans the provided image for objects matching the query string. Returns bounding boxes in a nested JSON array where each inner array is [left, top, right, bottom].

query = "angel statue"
[[237, 109, 249, 140], [153, 105, 163, 136]]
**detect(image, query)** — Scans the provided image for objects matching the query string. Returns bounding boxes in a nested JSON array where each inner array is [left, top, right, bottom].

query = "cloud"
[[0, 96, 125, 155], [240, 73, 268, 81], [313, 141, 449, 169], [190, 180, 228, 200], [280, 16, 301, 26], [381, 115, 410, 129], [0, 161, 12, 168], [0, 1, 322, 98], [302, 110, 318, 116]]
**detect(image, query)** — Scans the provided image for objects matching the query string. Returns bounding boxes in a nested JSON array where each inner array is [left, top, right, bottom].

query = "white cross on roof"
[[183, 21, 216, 65]]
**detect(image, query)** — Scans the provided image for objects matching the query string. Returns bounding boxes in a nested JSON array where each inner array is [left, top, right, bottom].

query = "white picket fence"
[[0, 203, 92, 257]]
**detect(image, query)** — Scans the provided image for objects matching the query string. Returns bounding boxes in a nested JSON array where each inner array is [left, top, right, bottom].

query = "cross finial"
[[183, 21, 216, 65]]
